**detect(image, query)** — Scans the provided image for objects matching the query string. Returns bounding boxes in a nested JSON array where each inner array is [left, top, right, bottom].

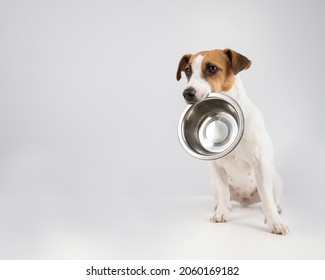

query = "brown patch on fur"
[[201, 50, 236, 92]]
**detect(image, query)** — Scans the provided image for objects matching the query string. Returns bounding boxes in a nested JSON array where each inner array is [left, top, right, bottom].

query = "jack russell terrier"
[[176, 48, 288, 235]]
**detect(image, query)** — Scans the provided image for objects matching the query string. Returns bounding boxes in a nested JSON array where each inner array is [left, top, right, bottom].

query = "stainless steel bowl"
[[178, 93, 244, 160]]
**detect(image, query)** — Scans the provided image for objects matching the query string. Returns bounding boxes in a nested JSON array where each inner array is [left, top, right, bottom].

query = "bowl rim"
[[178, 92, 245, 160]]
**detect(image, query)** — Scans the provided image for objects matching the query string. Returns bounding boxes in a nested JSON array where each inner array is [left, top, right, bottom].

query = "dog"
[[176, 48, 288, 235]]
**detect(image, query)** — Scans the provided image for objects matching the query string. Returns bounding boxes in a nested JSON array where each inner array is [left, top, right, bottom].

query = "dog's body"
[[177, 49, 288, 235]]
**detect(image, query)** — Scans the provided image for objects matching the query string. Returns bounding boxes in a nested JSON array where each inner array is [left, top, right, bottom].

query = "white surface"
[[0, 195, 324, 259]]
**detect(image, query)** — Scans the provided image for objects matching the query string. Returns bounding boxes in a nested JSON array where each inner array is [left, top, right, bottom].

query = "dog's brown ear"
[[176, 54, 191, 81], [224, 49, 251, 75]]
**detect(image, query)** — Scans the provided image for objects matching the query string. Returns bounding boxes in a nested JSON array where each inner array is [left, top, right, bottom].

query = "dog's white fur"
[[186, 55, 211, 101], [182, 54, 288, 235]]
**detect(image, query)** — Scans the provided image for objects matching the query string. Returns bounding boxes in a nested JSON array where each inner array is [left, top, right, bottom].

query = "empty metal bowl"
[[178, 93, 244, 160]]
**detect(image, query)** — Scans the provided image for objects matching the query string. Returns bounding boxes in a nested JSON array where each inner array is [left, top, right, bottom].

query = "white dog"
[[177, 48, 288, 235]]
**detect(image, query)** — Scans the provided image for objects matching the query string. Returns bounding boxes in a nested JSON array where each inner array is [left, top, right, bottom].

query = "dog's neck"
[[223, 75, 246, 100], [222, 75, 251, 113]]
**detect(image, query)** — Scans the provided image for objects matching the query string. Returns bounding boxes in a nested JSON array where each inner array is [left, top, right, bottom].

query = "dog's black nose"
[[183, 87, 196, 102]]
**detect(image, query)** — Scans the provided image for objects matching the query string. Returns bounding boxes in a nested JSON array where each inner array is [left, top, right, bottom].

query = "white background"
[[0, 0, 325, 259]]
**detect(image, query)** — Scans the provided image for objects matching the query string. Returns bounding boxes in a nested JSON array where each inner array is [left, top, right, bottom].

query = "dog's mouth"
[[185, 98, 196, 105], [184, 93, 209, 104]]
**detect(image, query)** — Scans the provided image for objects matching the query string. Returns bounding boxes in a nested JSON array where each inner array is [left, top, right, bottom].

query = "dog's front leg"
[[209, 162, 231, 223], [255, 159, 289, 235]]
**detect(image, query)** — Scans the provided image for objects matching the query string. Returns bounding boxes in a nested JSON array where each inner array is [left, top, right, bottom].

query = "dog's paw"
[[210, 207, 230, 223], [265, 217, 289, 235]]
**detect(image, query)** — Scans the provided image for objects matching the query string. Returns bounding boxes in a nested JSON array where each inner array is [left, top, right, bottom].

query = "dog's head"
[[176, 49, 251, 103]]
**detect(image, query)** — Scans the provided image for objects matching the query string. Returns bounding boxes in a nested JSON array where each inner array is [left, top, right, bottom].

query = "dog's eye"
[[184, 66, 192, 75], [207, 64, 220, 75]]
